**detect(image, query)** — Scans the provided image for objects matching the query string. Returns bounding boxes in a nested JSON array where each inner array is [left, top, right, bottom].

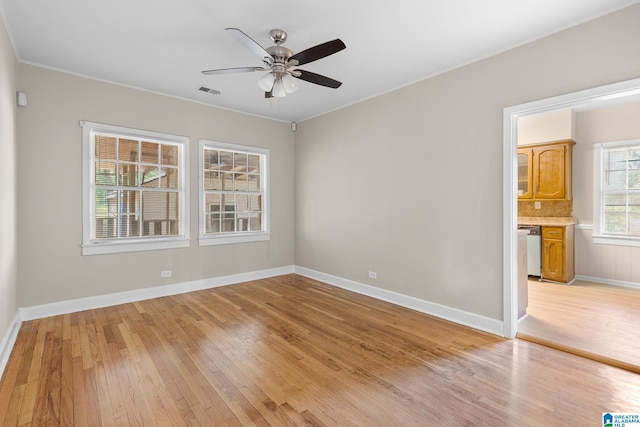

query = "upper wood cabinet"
[[517, 140, 575, 200]]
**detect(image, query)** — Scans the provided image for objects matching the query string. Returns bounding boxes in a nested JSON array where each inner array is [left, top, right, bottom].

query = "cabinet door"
[[542, 227, 565, 282], [533, 146, 566, 199], [517, 149, 533, 199]]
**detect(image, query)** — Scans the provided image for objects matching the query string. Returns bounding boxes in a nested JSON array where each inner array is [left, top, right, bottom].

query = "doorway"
[[502, 77, 640, 339]]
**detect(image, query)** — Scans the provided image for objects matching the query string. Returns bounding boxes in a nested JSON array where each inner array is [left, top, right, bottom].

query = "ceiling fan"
[[202, 28, 346, 98]]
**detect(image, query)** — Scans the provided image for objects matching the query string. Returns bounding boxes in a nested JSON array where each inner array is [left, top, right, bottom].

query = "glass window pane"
[[223, 212, 235, 232], [161, 145, 178, 166], [629, 193, 640, 234], [204, 171, 220, 190], [95, 136, 117, 160], [628, 170, 640, 190], [630, 213, 640, 235], [249, 213, 261, 231], [204, 149, 219, 170], [234, 152, 247, 171], [219, 151, 233, 170], [247, 174, 260, 191], [95, 161, 116, 185], [236, 194, 249, 211], [140, 165, 160, 188], [106, 190, 118, 214], [206, 213, 220, 234], [119, 138, 139, 162], [604, 193, 626, 207], [141, 141, 159, 164], [119, 190, 140, 214], [605, 170, 626, 190], [248, 154, 260, 173], [205, 193, 221, 212], [604, 205, 626, 234], [234, 173, 247, 191], [167, 192, 179, 222], [119, 214, 140, 237], [249, 195, 261, 212], [95, 216, 117, 239], [236, 212, 249, 231], [95, 189, 118, 239], [141, 191, 179, 236], [517, 153, 529, 195], [160, 167, 178, 189], [221, 172, 233, 190], [222, 194, 235, 212], [118, 164, 139, 187]]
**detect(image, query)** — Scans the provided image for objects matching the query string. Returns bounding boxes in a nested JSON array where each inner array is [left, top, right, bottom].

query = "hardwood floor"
[[1, 274, 640, 426], [518, 278, 640, 373]]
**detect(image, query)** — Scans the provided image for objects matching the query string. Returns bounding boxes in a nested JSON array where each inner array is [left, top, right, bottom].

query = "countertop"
[[518, 216, 577, 226]]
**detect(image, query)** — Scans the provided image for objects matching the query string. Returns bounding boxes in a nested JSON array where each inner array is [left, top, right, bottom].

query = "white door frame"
[[502, 77, 640, 339]]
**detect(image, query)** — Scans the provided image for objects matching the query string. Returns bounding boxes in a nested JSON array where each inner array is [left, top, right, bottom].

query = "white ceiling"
[[1, 0, 638, 123]]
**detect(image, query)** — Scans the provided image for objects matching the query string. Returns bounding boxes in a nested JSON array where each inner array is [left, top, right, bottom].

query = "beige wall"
[[574, 102, 640, 284], [517, 108, 575, 145], [0, 17, 18, 343], [8, 3, 640, 325], [16, 65, 296, 306], [295, 4, 640, 320]]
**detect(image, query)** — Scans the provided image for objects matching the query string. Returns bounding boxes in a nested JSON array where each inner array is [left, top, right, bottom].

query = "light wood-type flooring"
[[518, 278, 640, 373], [1, 274, 640, 426]]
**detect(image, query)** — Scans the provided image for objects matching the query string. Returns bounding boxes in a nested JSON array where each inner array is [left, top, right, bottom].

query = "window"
[[199, 140, 269, 246], [82, 121, 189, 255], [593, 139, 640, 247]]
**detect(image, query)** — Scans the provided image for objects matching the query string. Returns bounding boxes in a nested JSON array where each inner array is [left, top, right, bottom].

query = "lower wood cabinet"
[[541, 225, 574, 283]]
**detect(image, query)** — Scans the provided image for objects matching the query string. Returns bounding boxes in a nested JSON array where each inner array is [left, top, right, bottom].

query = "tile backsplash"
[[518, 200, 573, 217]]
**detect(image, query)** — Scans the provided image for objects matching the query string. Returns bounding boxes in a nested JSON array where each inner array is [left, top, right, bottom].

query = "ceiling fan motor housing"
[[266, 45, 293, 64]]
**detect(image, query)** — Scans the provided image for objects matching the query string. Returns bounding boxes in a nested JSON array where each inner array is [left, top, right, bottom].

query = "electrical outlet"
[[368, 271, 377, 279], [161, 270, 172, 278], [534, 201, 541, 210]]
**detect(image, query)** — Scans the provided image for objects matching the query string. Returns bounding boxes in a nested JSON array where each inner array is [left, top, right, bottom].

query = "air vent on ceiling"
[[198, 86, 221, 95]]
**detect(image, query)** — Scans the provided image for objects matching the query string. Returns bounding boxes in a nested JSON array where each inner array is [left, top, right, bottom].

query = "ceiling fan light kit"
[[258, 73, 275, 91], [202, 28, 345, 98]]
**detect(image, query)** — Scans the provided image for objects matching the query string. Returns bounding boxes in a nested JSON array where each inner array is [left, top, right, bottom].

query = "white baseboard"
[[294, 266, 504, 337], [4, 263, 505, 381], [575, 274, 640, 290], [18, 265, 295, 321], [0, 312, 22, 380]]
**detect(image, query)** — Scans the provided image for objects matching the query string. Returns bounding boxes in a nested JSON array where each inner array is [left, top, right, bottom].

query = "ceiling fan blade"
[[225, 27, 273, 62], [290, 39, 346, 66], [201, 66, 266, 75], [265, 90, 273, 99], [294, 70, 342, 89]]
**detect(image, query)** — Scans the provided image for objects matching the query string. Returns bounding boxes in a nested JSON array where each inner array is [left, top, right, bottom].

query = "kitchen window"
[[198, 140, 269, 246], [81, 121, 190, 255], [593, 139, 640, 247]]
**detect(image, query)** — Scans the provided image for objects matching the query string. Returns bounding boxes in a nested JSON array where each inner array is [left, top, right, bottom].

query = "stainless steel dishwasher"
[[518, 225, 541, 277]]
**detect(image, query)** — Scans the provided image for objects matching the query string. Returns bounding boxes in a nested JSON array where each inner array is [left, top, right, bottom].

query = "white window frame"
[[198, 139, 270, 246], [81, 121, 190, 255], [593, 139, 640, 247]]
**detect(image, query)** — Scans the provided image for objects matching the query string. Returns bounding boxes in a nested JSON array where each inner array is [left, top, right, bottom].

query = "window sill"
[[593, 234, 640, 248], [82, 238, 191, 255], [199, 233, 270, 247]]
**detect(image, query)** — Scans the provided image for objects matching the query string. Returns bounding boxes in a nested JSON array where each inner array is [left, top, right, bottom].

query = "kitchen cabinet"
[[541, 225, 574, 283], [517, 151, 533, 198], [518, 140, 575, 200]]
